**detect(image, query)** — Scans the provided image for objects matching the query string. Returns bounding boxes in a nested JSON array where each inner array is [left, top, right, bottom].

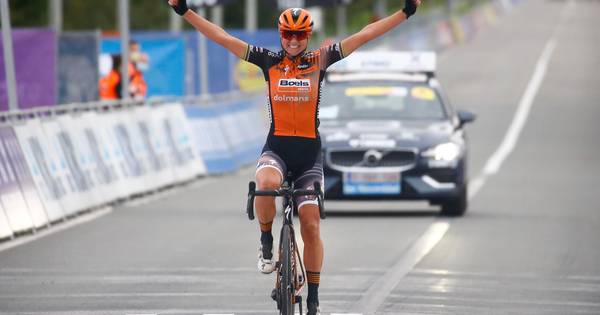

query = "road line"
[[0, 207, 113, 254], [483, 37, 557, 175], [353, 221, 449, 313]]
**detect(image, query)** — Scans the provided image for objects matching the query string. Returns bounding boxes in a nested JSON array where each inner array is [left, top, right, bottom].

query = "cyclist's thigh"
[[293, 151, 324, 210], [256, 151, 286, 188]]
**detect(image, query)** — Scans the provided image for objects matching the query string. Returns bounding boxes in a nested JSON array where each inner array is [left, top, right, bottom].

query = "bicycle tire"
[[279, 224, 295, 315]]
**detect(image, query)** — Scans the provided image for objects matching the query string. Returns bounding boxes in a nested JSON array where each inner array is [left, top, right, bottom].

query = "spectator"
[[99, 54, 122, 100]]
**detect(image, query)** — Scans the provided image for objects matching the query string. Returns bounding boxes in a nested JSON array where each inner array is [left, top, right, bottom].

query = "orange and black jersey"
[[244, 43, 346, 173]]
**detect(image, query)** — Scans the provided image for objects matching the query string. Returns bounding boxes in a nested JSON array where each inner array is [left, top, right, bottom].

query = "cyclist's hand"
[[403, 0, 421, 18], [168, 0, 189, 16]]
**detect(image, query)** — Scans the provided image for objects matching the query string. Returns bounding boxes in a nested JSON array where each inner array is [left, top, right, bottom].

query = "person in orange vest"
[[99, 54, 122, 100]]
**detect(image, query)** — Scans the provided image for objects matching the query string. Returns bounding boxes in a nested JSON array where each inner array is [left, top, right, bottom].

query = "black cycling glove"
[[168, 0, 189, 16], [403, 0, 417, 18]]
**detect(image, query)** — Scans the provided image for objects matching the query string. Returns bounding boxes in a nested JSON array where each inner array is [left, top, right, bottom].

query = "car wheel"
[[440, 185, 467, 217]]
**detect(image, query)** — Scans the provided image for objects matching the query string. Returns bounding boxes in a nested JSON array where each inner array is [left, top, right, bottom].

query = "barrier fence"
[[0, 94, 270, 242]]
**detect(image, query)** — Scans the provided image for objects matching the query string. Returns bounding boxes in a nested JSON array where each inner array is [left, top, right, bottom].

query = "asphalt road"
[[1, 0, 599, 314]]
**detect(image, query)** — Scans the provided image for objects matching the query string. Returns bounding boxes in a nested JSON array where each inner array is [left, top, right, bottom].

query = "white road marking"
[[0, 207, 113, 254], [353, 221, 449, 313], [483, 38, 557, 175]]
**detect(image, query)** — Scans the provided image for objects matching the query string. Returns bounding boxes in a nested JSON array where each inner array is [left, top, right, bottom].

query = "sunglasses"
[[280, 31, 309, 41]]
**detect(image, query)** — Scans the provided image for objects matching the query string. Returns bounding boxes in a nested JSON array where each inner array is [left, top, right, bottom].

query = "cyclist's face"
[[280, 31, 309, 57]]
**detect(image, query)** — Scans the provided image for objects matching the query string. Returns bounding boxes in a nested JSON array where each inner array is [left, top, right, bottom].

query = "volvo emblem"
[[364, 150, 383, 166]]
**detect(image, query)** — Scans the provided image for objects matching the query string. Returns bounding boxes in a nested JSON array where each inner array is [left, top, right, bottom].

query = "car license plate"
[[343, 172, 401, 195]]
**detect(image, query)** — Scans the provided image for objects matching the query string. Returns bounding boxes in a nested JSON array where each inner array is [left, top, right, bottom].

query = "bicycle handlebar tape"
[[313, 181, 326, 220], [168, 0, 189, 16], [247, 181, 256, 220], [402, 0, 417, 18]]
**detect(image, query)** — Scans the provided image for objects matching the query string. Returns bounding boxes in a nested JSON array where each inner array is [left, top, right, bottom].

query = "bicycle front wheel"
[[279, 224, 295, 315]]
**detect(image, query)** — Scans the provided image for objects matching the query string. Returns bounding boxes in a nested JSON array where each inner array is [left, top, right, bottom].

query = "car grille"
[[328, 150, 416, 168]]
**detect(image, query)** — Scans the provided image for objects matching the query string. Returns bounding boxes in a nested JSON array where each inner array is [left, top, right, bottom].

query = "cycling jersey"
[[245, 43, 346, 175]]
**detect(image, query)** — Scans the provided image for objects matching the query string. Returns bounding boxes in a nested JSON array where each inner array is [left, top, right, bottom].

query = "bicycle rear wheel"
[[279, 224, 295, 315]]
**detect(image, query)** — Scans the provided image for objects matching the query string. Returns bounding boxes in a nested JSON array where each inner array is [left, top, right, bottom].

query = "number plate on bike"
[[342, 171, 401, 195]]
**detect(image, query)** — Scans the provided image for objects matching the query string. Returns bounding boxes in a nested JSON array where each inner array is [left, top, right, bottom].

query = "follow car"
[[320, 51, 475, 216]]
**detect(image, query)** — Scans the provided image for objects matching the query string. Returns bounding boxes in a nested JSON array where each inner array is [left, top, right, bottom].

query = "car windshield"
[[320, 81, 447, 121]]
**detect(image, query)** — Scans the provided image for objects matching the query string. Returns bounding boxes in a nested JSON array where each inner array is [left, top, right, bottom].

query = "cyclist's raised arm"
[[340, 0, 421, 56], [168, 0, 248, 59]]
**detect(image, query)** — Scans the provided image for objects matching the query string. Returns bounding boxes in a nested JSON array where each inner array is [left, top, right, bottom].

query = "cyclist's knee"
[[300, 205, 320, 240], [256, 168, 282, 190]]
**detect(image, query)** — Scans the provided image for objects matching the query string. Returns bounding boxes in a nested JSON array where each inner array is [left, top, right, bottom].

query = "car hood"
[[319, 119, 455, 151]]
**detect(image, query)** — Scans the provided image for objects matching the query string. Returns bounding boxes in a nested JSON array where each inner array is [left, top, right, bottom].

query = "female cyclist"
[[167, 1, 421, 313]]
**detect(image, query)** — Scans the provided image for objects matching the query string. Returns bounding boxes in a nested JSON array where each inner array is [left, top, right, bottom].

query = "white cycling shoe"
[[258, 245, 276, 274]]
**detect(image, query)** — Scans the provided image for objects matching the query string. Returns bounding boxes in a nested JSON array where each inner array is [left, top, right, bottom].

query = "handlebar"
[[246, 181, 326, 220]]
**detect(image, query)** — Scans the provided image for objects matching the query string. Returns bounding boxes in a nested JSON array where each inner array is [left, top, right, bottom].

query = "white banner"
[[13, 120, 66, 222], [135, 106, 177, 188], [41, 119, 90, 216], [159, 103, 207, 181], [88, 112, 134, 199], [1, 127, 49, 229]]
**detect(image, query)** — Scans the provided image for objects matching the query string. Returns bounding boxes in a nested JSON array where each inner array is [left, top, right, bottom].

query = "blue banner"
[[101, 35, 185, 97]]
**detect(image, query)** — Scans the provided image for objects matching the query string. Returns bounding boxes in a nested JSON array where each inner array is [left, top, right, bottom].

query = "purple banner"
[[0, 29, 57, 111]]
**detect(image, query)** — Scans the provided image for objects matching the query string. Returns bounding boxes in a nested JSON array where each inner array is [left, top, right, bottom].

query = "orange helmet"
[[278, 8, 313, 33]]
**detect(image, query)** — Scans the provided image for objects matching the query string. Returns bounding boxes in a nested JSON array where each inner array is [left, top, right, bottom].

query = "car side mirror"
[[457, 110, 476, 128]]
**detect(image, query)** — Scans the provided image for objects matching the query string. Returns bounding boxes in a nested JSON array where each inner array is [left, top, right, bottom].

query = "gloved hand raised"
[[168, 0, 189, 16], [403, 0, 421, 18]]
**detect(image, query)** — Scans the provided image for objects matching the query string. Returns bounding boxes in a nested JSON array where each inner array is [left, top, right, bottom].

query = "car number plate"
[[343, 172, 401, 195]]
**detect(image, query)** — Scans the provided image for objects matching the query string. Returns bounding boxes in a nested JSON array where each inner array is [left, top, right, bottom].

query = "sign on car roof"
[[330, 51, 436, 74]]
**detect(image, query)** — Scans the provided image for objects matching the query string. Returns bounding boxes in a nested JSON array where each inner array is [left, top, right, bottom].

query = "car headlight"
[[422, 143, 461, 161]]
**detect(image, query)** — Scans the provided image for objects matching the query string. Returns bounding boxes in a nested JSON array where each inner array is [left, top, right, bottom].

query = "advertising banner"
[[107, 110, 149, 194], [0, 204, 12, 239], [119, 108, 162, 192], [57, 114, 110, 206], [0, 29, 57, 110], [13, 120, 66, 222], [41, 119, 91, 215], [185, 105, 237, 174], [217, 100, 266, 167], [0, 127, 48, 229], [0, 127, 34, 233], [134, 106, 177, 188], [87, 112, 133, 199], [58, 32, 100, 104], [159, 103, 206, 181]]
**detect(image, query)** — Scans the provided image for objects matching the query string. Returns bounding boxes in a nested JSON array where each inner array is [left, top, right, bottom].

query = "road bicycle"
[[246, 174, 325, 315]]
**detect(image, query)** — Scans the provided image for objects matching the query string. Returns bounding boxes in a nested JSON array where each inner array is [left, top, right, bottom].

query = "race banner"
[[0, 127, 34, 233], [85, 112, 134, 199], [0, 29, 57, 110], [13, 120, 67, 222], [0, 127, 48, 229], [185, 105, 237, 174], [134, 106, 177, 188], [41, 119, 91, 215], [158, 103, 206, 181]]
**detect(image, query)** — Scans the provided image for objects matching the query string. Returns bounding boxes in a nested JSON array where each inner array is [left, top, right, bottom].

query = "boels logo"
[[278, 79, 311, 92]]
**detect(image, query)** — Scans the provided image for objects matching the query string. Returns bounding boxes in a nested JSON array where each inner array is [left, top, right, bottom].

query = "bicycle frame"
[[246, 177, 325, 314]]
